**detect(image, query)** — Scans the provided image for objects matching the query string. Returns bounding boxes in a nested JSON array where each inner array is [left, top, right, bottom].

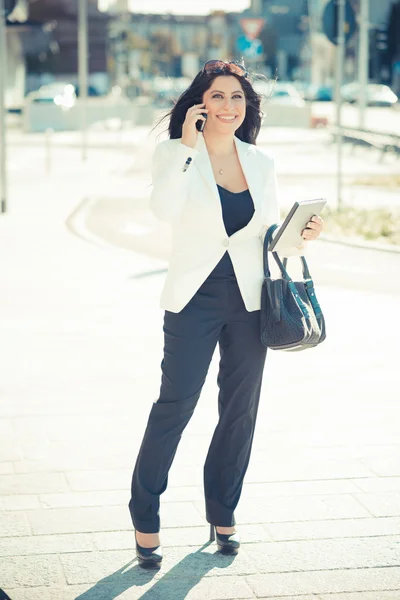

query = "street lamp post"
[[78, 0, 88, 161], [0, 0, 8, 213], [335, 0, 346, 210], [358, 0, 369, 129]]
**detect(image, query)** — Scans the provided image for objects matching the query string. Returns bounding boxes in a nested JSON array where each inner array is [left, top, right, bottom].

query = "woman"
[[128, 60, 323, 568]]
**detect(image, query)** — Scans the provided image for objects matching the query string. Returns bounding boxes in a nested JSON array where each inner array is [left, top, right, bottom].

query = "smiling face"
[[202, 75, 247, 135]]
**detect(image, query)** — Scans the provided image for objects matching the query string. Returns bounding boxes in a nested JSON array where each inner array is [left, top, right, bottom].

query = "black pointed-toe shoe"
[[209, 523, 241, 555], [135, 533, 163, 569]]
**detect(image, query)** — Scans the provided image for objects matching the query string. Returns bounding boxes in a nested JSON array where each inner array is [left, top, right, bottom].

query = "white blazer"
[[150, 132, 305, 313]]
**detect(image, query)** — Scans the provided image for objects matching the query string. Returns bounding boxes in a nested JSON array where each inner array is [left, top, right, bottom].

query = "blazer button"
[[223, 238, 230, 247]]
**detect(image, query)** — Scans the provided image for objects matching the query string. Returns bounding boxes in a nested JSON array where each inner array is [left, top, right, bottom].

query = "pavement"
[[1, 124, 400, 600]]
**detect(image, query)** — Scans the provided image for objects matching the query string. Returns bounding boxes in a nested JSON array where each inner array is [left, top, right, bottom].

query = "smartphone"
[[196, 113, 207, 132]]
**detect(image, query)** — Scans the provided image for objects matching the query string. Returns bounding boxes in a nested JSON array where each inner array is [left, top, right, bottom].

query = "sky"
[[126, 0, 251, 15]]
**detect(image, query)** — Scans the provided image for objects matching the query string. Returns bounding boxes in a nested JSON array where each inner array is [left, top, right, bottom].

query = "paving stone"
[[353, 477, 400, 493], [246, 567, 400, 596], [57, 579, 254, 600], [40, 488, 203, 508], [267, 516, 400, 541], [93, 523, 272, 552], [161, 501, 205, 528], [0, 533, 94, 556], [197, 494, 371, 525], [0, 472, 68, 495], [168, 464, 203, 487], [244, 536, 400, 573], [0, 462, 14, 474], [60, 547, 258, 585], [242, 479, 360, 497], [162, 485, 204, 503], [244, 457, 375, 483], [1, 587, 51, 600], [1, 555, 62, 587], [0, 419, 22, 461], [354, 492, 400, 517], [27, 506, 131, 535], [0, 512, 31, 537], [0, 494, 40, 511], [320, 593, 400, 600], [65, 469, 131, 491], [361, 457, 400, 477], [40, 490, 128, 508]]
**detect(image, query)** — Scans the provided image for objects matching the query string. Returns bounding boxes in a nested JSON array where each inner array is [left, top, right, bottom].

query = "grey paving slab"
[[39, 490, 129, 509], [0, 472, 69, 495], [56, 578, 254, 600], [0, 512, 31, 537], [0, 462, 14, 474], [241, 480, 360, 497], [92, 524, 272, 552], [27, 506, 131, 535], [267, 516, 400, 541], [196, 494, 371, 525], [60, 547, 259, 586], [0, 494, 40, 511], [244, 536, 400, 573], [65, 469, 132, 491], [0, 532, 94, 556], [243, 457, 375, 483], [353, 477, 400, 493], [1, 588, 51, 600], [320, 593, 400, 600], [361, 457, 400, 477], [354, 492, 400, 517], [1, 555, 63, 587], [246, 567, 400, 596]]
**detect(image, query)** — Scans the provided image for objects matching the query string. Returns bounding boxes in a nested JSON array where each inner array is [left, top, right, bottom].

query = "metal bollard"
[[45, 128, 53, 174]]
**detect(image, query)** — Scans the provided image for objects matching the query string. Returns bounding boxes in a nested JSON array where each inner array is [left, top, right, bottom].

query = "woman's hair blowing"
[[156, 63, 264, 145]]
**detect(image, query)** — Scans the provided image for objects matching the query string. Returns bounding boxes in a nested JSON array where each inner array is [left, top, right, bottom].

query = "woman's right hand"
[[181, 103, 208, 149]]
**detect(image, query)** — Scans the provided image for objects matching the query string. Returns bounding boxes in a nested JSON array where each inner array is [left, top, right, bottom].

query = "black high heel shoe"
[[209, 523, 240, 555], [135, 532, 163, 569]]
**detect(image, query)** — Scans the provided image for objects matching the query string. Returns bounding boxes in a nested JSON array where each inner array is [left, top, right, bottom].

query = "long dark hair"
[[156, 63, 264, 145]]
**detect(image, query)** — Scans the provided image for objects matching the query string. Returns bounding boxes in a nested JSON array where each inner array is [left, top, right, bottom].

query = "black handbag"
[[260, 224, 326, 351]]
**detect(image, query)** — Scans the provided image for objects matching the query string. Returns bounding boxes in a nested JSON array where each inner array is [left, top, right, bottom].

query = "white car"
[[26, 83, 76, 109], [254, 80, 306, 107], [341, 83, 398, 107]]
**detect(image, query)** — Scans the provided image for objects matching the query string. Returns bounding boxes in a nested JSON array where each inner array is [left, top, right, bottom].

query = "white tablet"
[[269, 198, 327, 253]]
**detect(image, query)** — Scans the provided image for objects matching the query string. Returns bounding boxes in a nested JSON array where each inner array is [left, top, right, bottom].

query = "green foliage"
[[323, 205, 400, 245]]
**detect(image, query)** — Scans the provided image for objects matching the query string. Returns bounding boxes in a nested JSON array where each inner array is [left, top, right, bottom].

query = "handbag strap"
[[281, 258, 321, 318], [263, 224, 279, 277], [280, 255, 311, 280]]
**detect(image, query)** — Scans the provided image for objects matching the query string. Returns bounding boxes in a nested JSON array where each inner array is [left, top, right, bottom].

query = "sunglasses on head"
[[203, 60, 248, 78]]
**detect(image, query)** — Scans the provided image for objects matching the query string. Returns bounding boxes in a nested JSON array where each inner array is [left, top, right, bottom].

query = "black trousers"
[[128, 275, 268, 533]]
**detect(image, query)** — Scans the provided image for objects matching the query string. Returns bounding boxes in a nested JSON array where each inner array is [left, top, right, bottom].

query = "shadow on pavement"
[[74, 543, 236, 600]]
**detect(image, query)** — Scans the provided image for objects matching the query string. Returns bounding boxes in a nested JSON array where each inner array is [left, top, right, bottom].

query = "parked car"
[[75, 84, 102, 97], [254, 81, 305, 107], [26, 83, 76, 109], [341, 83, 398, 107], [303, 84, 333, 102]]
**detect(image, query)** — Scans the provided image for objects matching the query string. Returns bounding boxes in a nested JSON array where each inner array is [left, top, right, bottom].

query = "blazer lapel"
[[192, 133, 264, 235], [193, 133, 221, 204], [233, 136, 264, 215]]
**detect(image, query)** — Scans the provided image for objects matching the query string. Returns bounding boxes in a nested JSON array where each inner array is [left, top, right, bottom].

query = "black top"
[[207, 185, 255, 281]]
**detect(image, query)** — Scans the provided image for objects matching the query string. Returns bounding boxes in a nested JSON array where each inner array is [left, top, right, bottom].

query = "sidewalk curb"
[[319, 233, 400, 254], [69, 196, 400, 259], [66, 196, 168, 278]]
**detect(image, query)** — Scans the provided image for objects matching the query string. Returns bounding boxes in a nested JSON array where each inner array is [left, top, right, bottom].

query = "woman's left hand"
[[302, 215, 324, 241]]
